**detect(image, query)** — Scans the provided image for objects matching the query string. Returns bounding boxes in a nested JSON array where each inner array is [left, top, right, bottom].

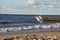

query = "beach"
[[0, 15, 60, 40], [0, 31, 60, 40]]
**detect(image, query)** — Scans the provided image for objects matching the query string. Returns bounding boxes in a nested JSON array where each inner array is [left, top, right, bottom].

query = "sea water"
[[0, 14, 60, 34]]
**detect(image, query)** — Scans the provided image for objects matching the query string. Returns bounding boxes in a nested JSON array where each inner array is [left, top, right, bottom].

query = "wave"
[[0, 23, 60, 33]]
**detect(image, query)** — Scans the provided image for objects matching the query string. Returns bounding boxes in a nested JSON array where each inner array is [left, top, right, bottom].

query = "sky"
[[0, 0, 60, 15], [0, 0, 27, 4]]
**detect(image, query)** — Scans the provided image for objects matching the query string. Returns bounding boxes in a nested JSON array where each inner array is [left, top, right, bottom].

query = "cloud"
[[28, 0, 34, 4], [0, 0, 60, 15]]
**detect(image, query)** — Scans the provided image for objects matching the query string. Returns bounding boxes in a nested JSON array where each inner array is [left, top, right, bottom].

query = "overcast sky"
[[0, 0, 60, 15]]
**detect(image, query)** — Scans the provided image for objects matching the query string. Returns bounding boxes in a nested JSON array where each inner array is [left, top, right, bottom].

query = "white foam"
[[0, 23, 60, 33]]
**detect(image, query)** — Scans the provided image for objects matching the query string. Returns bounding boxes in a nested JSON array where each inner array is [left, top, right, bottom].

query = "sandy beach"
[[0, 31, 60, 40]]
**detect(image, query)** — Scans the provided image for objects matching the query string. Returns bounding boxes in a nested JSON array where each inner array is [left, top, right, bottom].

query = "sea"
[[0, 14, 60, 34]]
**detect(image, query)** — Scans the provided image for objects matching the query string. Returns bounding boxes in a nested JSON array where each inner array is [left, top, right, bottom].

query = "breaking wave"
[[0, 23, 60, 33]]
